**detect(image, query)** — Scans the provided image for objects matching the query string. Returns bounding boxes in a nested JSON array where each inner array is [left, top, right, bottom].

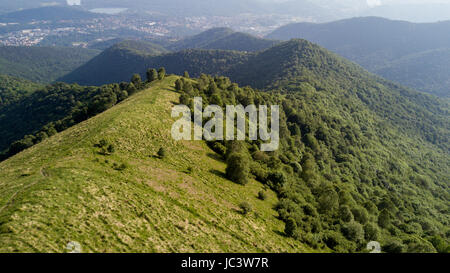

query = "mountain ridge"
[[266, 17, 450, 97]]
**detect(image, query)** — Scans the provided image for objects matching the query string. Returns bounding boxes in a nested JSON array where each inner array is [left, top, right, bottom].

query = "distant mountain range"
[[0, 6, 101, 23], [59, 29, 280, 85], [167, 27, 279, 52], [267, 17, 450, 97]]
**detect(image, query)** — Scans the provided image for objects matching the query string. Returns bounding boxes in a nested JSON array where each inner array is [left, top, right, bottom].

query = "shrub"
[[107, 144, 115, 154], [239, 202, 252, 215], [258, 191, 268, 201], [113, 162, 127, 171], [157, 147, 167, 158]]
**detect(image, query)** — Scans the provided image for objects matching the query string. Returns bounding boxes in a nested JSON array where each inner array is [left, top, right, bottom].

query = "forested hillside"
[[0, 74, 42, 107], [168, 28, 279, 52], [59, 45, 250, 86], [0, 46, 99, 83], [175, 66, 449, 252], [267, 17, 450, 97], [374, 48, 450, 98], [0, 72, 149, 158]]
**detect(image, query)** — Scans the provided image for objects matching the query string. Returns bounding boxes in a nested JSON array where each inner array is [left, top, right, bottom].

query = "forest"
[[174, 72, 449, 253]]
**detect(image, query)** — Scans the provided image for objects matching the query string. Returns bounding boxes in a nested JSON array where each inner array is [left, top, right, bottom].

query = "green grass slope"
[[0, 76, 308, 253]]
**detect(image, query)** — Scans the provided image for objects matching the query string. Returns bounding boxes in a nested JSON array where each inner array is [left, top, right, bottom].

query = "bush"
[[239, 202, 252, 215], [157, 147, 167, 158], [113, 162, 127, 171], [226, 153, 250, 185], [107, 144, 115, 154], [258, 190, 268, 201]]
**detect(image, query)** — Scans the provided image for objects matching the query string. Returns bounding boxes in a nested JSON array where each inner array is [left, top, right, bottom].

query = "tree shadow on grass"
[[273, 230, 288, 237], [209, 169, 226, 179], [207, 152, 224, 162]]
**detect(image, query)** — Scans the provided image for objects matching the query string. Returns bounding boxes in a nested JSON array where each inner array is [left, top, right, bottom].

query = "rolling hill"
[[0, 76, 309, 253], [267, 17, 450, 97], [168, 28, 279, 52], [59, 43, 249, 86], [2, 38, 449, 253], [374, 48, 450, 98], [0, 46, 100, 84]]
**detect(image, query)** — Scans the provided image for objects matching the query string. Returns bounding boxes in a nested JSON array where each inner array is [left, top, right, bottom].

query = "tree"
[[343, 221, 365, 242], [147, 68, 158, 82], [127, 82, 138, 96], [226, 153, 250, 185], [364, 223, 380, 241], [339, 205, 354, 222], [318, 184, 339, 214], [284, 217, 298, 238], [175, 79, 184, 91], [184, 71, 190, 78], [131, 74, 142, 88], [158, 67, 166, 80], [352, 206, 369, 224], [378, 209, 391, 228], [183, 82, 194, 94]]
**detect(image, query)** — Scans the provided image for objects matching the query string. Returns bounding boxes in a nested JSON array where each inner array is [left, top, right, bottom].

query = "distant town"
[[0, 9, 306, 47]]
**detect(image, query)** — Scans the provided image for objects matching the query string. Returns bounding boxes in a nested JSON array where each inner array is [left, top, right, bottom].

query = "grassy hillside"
[[267, 17, 450, 97], [0, 46, 100, 84], [0, 76, 308, 253]]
